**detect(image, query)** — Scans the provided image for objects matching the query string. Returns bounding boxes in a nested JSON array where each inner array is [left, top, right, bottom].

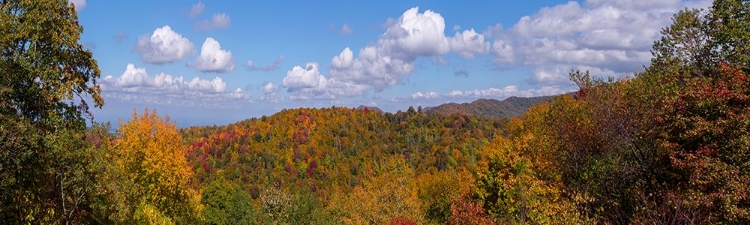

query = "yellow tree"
[[474, 103, 582, 224], [108, 109, 201, 224], [339, 156, 423, 224], [417, 169, 474, 224]]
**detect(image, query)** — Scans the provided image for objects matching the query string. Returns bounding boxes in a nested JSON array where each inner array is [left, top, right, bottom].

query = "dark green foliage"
[[0, 0, 104, 223], [285, 188, 334, 224], [202, 178, 259, 225]]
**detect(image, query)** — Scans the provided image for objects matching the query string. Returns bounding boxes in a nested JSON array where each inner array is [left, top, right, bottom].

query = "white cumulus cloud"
[[325, 7, 496, 94], [331, 47, 354, 69], [264, 82, 278, 93], [133, 26, 196, 64], [491, 39, 515, 64], [261, 82, 280, 103], [227, 88, 250, 100], [282, 63, 369, 100], [379, 7, 450, 59], [486, 0, 712, 84], [330, 46, 414, 90], [450, 29, 491, 59], [411, 91, 440, 100], [282, 63, 323, 90], [329, 7, 451, 92], [102, 64, 226, 93], [101, 64, 249, 106], [188, 37, 236, 73]]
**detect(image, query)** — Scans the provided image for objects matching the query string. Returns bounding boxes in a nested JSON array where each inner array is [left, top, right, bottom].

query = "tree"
[[0, 0, 104, 223], [448, 195, 495, 225], [339, 156, 423, 224], [0, 0, 103, 126], [103, 109, 201, 223], [201, 178, 258, 225], [416, 169, 473, 224], [258, 185, 291, 223], [548, 75, 644, 222], [650, 0, 750, 80], [540, 1, 750, 223], [474, 133, 579, 224], [633, 1, 750, 223]]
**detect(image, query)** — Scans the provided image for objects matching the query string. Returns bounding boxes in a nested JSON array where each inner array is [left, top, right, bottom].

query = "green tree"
[[650, 0, 750, 80], [0, 0, 104, 223], [0, 0, 103, 124], [202, 178, 258, 225], [286, 188, 334, 225]]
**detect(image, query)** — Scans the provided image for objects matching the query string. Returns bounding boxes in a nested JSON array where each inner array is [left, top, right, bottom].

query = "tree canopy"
[[1, 0, 104, 223]]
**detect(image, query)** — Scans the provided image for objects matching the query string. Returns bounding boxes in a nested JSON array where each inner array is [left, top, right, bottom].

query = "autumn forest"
[[1, 0, 749, 224]]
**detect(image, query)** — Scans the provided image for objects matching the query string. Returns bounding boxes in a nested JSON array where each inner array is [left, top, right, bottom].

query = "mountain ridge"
[[424, 95, 556, 120]]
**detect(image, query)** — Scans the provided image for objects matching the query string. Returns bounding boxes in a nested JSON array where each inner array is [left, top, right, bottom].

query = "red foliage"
[[292, 128, 310, 145], [448, 195, 495, 225], [387, 217, 417, 225], [306, 160, 317, 178]]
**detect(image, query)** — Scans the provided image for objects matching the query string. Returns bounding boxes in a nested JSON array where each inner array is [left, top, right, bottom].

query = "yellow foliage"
[[112, 109, 201, 223], [116, 110, 192, 190], [417, 169, 474, 224], [134, 203, 174, 225], [339, 156, 423, 224], [477, 122, 580, 224]]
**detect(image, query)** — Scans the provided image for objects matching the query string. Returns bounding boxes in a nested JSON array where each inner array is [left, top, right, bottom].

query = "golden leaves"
[[111, 109, 200, 222], [338, 156, 423, 224]]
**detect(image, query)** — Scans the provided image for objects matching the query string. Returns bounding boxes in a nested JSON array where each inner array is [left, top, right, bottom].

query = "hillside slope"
[[425, 95, 555, 119], [181, 106, 501, 201]]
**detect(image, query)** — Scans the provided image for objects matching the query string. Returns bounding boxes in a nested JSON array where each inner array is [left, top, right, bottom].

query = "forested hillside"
[[183, 106, 499, 188], [424, 96, 554, 119], [180, 106, 501, 223], [1, 0, 748, 224]]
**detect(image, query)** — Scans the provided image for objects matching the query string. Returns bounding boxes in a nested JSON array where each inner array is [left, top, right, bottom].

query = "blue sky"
[[70, 0, 711, 127]]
